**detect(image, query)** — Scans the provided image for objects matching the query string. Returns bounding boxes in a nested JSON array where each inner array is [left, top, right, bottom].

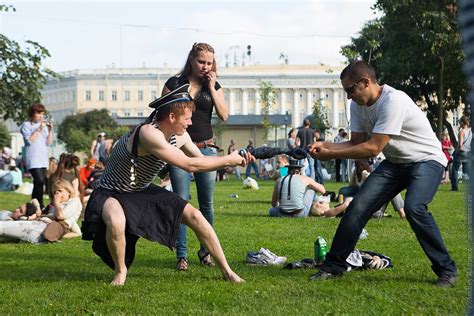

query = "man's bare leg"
[[181, 204, 244, 283], [102, 198, 127, 286]]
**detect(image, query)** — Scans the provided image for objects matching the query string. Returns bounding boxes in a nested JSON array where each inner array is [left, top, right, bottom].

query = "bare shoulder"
[[174, 132, 193, 148], [139, 125, 168, 153]]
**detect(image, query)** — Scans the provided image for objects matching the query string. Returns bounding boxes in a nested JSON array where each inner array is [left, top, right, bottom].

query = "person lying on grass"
[[82, 84, 253, 286], [0, 179, 82, 243]]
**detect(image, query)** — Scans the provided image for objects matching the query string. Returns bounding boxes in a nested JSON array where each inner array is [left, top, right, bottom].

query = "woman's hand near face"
[[206, 71, 217, 90]]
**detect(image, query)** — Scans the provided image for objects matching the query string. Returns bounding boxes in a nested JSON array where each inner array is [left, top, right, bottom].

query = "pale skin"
[[161, 50, 228, 121], [103, 108, 253, 285]]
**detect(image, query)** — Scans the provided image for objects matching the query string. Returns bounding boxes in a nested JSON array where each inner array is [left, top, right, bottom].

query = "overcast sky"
[[1, 0, 381, 72]]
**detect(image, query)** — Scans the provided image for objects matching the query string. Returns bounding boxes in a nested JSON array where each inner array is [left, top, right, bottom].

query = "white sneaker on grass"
[[246, 247, 287, 266]]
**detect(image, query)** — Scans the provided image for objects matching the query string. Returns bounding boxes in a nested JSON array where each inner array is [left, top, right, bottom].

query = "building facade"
[[39, 64, 349, 149]]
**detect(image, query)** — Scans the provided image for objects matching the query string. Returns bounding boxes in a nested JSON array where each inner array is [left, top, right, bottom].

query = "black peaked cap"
[[288, 159, 304, 169], [149, 83, 192, 110]]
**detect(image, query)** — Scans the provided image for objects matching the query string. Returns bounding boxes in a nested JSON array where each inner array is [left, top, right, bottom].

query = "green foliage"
[[311, 99, 331, 133], [57, 109, 119, 153], [0, 123, 12, 148], [341, 0, 465, 141], [0, 122, 12, 148], [0, 6, 57, 124], [0, 180, 468, 314], [258, 80, 276, 142]]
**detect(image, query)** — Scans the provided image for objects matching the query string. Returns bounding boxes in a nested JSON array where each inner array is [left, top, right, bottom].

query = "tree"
[[258, 80, 276, 143], [0, 122, 11, 148], [341, 0, 466, 144], [311, 99, 331, 134], [0, 5, 57, 124], [57, 109, 123, 154]]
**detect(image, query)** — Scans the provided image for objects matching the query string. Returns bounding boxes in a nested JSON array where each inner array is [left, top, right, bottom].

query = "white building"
[[37, 64, 349, 149]]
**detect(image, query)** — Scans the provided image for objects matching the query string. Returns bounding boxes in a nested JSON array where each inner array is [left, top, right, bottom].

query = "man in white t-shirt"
[[308, 60, 457, 287]]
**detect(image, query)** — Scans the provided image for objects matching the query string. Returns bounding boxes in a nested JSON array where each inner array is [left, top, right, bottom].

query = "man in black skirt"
[[83, 84, 253, 285]]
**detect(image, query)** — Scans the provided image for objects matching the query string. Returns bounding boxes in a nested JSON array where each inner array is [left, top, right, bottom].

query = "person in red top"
[[441, 132, 454, 184], [80, 159, 96, 187]]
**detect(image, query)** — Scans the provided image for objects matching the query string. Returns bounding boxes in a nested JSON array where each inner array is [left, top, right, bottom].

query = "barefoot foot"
[[110, 271, 127, 286], [224, 271, 245, 283]]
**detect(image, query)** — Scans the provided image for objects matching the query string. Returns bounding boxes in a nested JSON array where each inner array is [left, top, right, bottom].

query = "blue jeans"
[[305, 156, 315, 180], [450, 151, 471, 190], [169, 147, 217, 259], [314, 159, 324, 184], [322, 160, 457, 278], [245, 161, 259, 178], [269, 189, 316, 218]]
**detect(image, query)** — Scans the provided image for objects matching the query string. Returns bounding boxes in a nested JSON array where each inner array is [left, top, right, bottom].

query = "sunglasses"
[[344, 79, 364, 95]]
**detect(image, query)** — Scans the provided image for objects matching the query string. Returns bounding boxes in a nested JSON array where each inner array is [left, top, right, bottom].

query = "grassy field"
[[0, 179, 469, 314]]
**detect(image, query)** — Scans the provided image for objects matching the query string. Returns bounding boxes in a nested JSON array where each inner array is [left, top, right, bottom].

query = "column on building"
[[229, 89, 235, 115], [255, 89, 260, 114], [242, 89, 248, 115], [280, 89, 286, 114], [293, 89, 299, 127], [346, 99, 351, 125], [306, 89, 313, 115], [332, 88, 338, 127]]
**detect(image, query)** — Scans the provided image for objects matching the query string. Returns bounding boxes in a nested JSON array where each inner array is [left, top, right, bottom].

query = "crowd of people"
[[1, 51, 467, 289]]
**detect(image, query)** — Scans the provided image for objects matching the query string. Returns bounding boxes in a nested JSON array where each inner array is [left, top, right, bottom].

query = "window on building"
[[137, 111, 144, 117], [235, 91, 241, 101], [453, 109, 460, 127], [339, 112, 346, 127], [111, 111, 117, 117], [85, 90, 91, 101], [151, 90, 157, 100], [248, 92, 255, 101], [112, 90, 117, 101], [124, 90, 130, 101], [72, 91, 76, 101], [124, 111, 131, 117], [138, 90, 144, 101], [99, 90, 104, 101]]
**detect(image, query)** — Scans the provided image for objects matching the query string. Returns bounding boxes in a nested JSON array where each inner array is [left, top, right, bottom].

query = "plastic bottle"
[[359, 228, 368, 240], [314, 236, 328, 264], [228, 194, 239, 198], [338, 194, 344, 204]]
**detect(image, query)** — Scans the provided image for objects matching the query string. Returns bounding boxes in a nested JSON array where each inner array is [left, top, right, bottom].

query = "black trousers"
[[335, 159, 342, 182], [29, 168, 46, 209]]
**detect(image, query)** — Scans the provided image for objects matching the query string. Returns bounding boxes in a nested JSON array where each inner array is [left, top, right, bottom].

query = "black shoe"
[[309, 270, 341, 281], [435, 275, 457, 288]]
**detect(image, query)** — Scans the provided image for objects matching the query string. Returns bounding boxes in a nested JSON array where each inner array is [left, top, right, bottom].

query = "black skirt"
[[82, 185, 187, 270]]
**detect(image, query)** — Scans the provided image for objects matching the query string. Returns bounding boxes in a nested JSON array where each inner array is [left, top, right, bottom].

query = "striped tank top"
[[99, 125, 176, 192]]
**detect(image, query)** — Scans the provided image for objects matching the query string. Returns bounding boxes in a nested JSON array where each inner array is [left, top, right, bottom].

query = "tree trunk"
[[437, 56, 445, 140]]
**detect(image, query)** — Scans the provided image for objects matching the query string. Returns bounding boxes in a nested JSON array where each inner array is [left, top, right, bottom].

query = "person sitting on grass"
[[271, 154, 290, 180], [0, 179, 82, 243], [269, 159, 326, 217], [337, 159, 405, 219], [81, 84, 253, 286]]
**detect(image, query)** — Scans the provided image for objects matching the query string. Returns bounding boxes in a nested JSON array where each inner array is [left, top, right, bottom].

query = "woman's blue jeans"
[[169, 146, 217, 259], [322, 160, 457, 278], [450, 151, 471, 190]]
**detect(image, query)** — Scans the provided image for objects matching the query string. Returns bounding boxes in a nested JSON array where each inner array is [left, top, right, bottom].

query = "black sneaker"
[[309, 270, 342, 281], [435, 275, 457, 288]]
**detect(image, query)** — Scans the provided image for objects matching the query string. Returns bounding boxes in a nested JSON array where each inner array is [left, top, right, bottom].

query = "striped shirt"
[[99, 125, 176, 192]]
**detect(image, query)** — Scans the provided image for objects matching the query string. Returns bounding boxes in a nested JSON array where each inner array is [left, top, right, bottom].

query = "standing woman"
[[451, 116, 472, 191], [20, 104, 53, 209], [161, 43, 228, 271]]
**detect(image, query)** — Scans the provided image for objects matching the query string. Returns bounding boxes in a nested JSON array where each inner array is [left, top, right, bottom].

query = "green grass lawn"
[[0, 179, 469, 314]]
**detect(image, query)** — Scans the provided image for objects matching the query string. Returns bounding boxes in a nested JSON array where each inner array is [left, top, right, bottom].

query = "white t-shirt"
[[350, 85, 447, 166], [48, 197, 82, 234]]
